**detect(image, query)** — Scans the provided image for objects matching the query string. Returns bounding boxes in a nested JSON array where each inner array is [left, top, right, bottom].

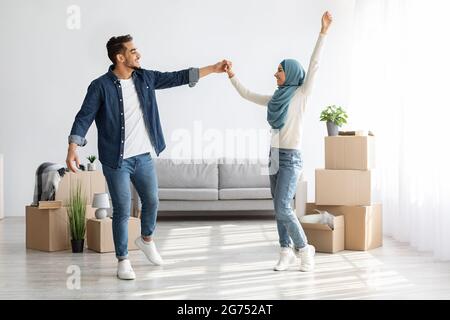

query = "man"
[[66, 34, 228, 280]]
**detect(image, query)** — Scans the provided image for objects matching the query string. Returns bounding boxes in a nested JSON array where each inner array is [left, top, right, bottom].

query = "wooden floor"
[[1, 216, 450, 300]]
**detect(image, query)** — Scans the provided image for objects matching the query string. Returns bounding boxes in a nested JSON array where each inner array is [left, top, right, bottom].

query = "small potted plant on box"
[[67, 181, 86, 253], [87, 155, 97, 171], [320, 105, 348, 136]]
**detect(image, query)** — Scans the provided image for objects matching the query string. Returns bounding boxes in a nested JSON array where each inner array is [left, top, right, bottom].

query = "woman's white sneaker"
[[273, 247, 296, 271], [117, 259, 136, 280], [296, 244, 316, 272], [135, 236, 164, 266]]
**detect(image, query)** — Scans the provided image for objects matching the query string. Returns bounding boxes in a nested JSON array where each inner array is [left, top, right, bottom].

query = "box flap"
[[300, 222, 332, 231]]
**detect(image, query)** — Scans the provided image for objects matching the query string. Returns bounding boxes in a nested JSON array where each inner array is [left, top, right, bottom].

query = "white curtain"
[[348, 0, 450, 260]]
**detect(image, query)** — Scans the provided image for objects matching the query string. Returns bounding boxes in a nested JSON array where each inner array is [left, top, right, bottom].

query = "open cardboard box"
[[305, 203, 382, 251], [300, 214, 344, 253]]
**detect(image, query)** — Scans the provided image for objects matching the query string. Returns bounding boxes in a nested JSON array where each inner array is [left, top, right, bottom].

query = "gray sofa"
[[132, 158, 291, 214]]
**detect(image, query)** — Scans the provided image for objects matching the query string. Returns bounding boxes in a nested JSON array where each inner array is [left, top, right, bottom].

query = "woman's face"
[[274, 64, 286, 86]]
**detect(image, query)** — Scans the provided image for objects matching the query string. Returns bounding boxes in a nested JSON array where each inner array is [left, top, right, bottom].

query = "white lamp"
[[92, 193, 110, 219]]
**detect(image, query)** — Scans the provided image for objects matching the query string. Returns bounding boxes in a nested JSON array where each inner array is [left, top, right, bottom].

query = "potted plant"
[[87, 155, 97, 171], [67, 181, 86, 253], [320, 105, 348, 136]]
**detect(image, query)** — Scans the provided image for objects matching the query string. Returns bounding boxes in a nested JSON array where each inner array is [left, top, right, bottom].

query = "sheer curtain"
[[348, 0, 450, 260]]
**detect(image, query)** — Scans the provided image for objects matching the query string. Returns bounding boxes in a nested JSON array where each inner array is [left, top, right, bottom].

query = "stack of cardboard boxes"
[[26, 171, 104, 251], [300, 135, 383, 252], [26, 170, 139, 253]]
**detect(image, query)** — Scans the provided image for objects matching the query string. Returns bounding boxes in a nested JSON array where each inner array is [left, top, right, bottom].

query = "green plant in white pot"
[[87, 155, 97, 171], [320, 105, 348, 136], [67, 181, 87, 253]]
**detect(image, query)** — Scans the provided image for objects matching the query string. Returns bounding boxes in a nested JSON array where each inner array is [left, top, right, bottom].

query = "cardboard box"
[[56, 171, 106, 206], [315, 169, 373, 206], [86, 217, 141, 253], [306, 203, 382, 251], [26, 206, 70, 251], [26, 205, 96, 252], [300, 215, 344, 253], [325, 136, 375, 170]]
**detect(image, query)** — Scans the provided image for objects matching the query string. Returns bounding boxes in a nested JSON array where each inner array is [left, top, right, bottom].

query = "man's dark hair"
[[106, 34, 133, 64]]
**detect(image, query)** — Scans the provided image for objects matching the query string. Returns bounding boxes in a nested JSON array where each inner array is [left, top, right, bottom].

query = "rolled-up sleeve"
[[188, 67, 200, 87], [68, 134, 87, 146]]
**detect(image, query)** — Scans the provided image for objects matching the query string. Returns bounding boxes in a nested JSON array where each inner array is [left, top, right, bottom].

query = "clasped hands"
[[211, 59, 234, 78]]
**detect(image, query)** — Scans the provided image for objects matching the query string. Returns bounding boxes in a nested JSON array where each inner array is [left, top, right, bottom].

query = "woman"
[[224, 11, 333, 272]]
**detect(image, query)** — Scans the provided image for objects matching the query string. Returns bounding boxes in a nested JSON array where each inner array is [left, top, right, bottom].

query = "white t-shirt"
[[229, 34, 326, 150], [120, 78, 153, 159]]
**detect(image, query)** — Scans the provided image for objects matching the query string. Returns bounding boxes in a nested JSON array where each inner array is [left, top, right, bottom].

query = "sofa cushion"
[[158, 200, 275, 211], [219, 188, 272, 200], [155, 159, 218, 188], [219, 158, 269, 189], [159, 188, 218, 200]]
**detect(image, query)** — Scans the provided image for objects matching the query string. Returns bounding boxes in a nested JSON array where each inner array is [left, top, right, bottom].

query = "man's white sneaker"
[[296, 244, 315, 272], [273, 247, 296, 271], [134, 236, 164, 266], [117, 259, 136, 280]]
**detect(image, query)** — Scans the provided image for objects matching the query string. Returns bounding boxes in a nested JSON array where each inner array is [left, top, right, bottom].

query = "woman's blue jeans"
[[269, 147, 308, 249], [102, 153, 159, 260]]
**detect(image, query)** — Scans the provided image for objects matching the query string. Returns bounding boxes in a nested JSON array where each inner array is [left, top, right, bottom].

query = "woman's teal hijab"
[[267, 59, 305, 129]]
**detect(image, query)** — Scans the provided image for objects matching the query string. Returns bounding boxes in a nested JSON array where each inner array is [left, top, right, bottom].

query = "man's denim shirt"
[[69, 65, 199, 169]]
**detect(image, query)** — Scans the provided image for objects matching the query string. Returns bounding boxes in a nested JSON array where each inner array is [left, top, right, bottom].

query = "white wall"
[[0, 0, 355, 216]]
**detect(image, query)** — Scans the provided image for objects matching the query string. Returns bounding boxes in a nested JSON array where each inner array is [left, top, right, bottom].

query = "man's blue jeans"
[[269, 147, 308, 250], [102, 152, 158, 259]]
